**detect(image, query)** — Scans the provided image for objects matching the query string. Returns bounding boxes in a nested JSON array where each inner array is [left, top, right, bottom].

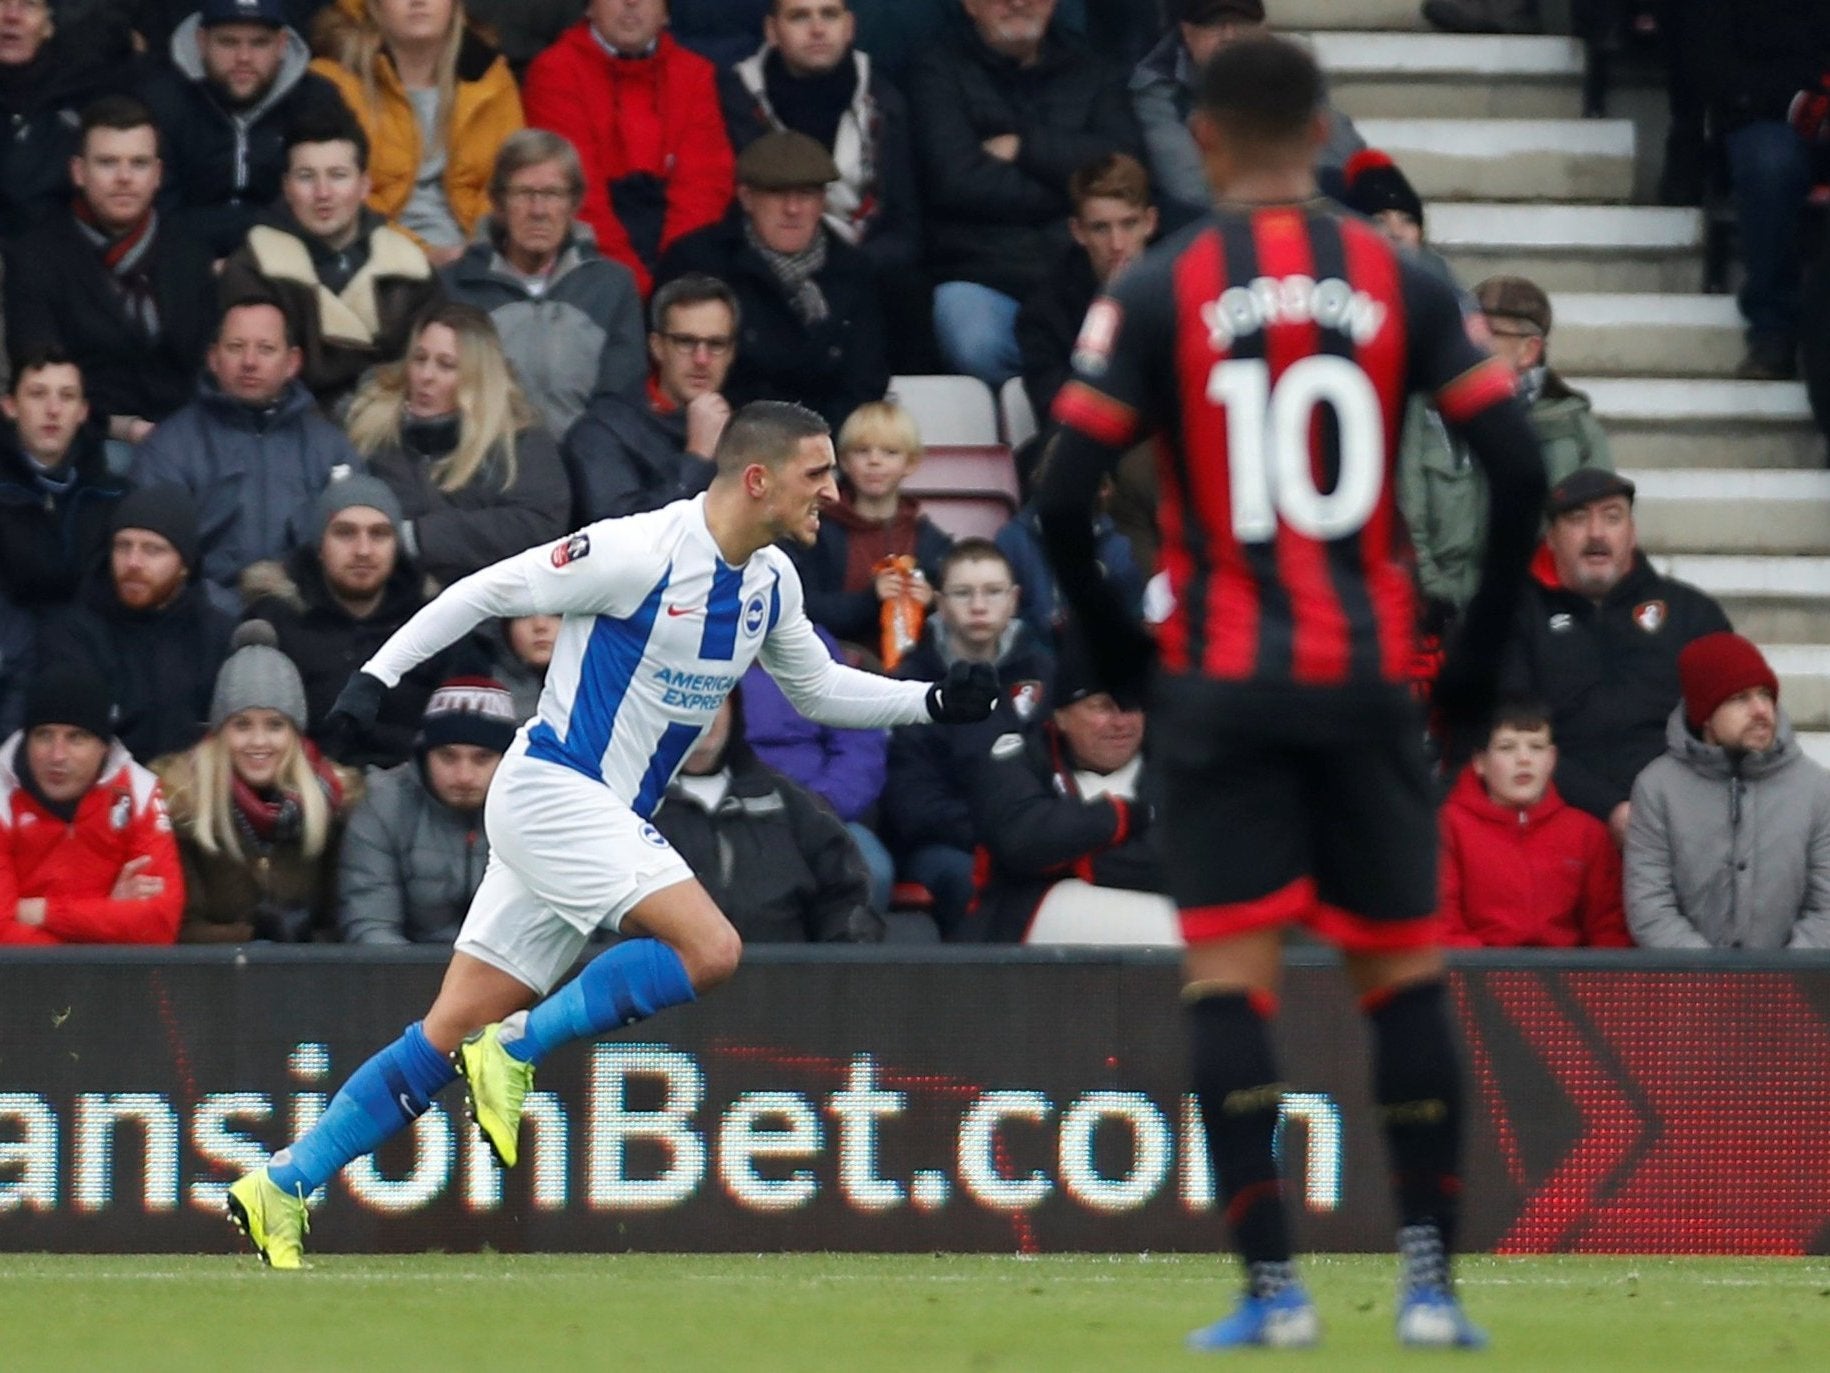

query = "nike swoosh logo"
[[666, 605, 699, 617], [398, 1092, 416, 1115]]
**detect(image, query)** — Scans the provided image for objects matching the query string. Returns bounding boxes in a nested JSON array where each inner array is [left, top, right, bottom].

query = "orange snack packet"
[[875, 553, 925, 671]]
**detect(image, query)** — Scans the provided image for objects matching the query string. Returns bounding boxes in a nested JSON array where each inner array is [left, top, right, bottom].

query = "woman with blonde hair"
[[347, 302, 569, 584], [157, 623, 364, 944], [311, 0, 523, 264]]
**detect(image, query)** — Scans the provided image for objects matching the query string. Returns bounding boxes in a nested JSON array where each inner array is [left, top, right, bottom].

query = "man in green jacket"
[[1399, 275, 1612, 624]]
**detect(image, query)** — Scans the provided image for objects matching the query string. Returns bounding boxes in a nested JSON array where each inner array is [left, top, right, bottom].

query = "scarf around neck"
[[73, 199, 161, 339], [744, 217, 829, 325]]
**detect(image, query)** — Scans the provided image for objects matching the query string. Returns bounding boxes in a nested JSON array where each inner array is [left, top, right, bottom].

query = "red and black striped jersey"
[[1053, 202, 1515, 688]]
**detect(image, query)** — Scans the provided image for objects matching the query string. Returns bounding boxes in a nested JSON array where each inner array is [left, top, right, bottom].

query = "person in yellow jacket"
[[310, 0, 523, 265]]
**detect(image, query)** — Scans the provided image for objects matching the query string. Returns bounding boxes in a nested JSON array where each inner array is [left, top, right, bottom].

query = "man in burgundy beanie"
[[1623, 631, 1830, 949]]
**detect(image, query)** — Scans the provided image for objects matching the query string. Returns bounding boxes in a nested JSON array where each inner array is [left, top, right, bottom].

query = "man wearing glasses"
[[564, 272, 741, 522], [1399, 273, 1614, 624], [444, 129, 647, 438]]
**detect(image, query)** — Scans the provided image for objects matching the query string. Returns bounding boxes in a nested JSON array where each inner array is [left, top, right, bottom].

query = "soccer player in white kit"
[[227, 402, 999, 1267]]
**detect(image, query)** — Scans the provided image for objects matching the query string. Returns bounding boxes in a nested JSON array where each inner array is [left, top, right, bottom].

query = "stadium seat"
[[889, 374, 1000, 446], [913, 497, 1012, 541], [999, 377, 1039, 449]]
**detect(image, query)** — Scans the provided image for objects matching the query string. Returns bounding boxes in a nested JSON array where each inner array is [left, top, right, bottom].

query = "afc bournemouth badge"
[[1008, 679, 1045, 723], [1633, 600, 1666, 634], [110, 792, 132, 831], [551, 531, 590, 568]]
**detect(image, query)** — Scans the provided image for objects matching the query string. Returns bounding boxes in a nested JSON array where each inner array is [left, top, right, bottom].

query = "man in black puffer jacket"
[[907, 0, 1140, 388]]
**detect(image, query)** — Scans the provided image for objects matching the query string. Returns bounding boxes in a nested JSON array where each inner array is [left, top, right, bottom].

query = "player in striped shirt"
[[1038, 35, 1547, 1352], [227, 401, 999, 1268]]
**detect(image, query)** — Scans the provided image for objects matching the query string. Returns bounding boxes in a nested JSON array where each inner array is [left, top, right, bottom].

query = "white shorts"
[[453, 749, 693, 995]]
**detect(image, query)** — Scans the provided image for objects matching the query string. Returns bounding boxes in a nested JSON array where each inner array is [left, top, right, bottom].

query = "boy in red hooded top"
[[0, 663, 183, 945], [1440, 698, 1630, 948]]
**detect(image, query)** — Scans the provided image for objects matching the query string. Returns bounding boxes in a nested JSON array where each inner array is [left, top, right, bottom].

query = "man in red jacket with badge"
[[0, 664, 183, 945]]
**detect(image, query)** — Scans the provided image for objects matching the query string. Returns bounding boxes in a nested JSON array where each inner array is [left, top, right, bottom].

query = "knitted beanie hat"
[[1679, 632, 1779, 731], [417, 677, 519, 755], [24, 663, 116, 740], [1343, 149, 1425, 230], [111, 483, 202, 570], [313, 472, 404, 547], [210, 620, 309, 732]]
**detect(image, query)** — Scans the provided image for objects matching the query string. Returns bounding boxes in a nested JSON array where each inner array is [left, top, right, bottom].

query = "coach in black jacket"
[[1502, 470, 1732, 839], [967, 667, 1161, 944]]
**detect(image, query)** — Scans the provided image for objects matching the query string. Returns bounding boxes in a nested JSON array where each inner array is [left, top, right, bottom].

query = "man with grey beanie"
[[242, 473, 467, 770]]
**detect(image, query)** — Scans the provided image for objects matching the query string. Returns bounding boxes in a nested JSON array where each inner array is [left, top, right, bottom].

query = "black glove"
[[926, 661, 1000, 724], [321, 670, 387, 761]]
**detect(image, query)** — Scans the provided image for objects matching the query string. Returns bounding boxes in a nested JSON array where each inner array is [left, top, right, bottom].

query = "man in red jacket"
[[523, 0, 736, 297], [0, 664, 183, 945], [1439, 699, 1629, 948]]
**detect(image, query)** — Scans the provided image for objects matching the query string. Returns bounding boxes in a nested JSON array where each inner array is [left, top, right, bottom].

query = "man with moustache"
[[1503, 470, 1731, 845], [42, 486, 234, 764], [241, 475, 458, 770], [1626, 633, 1830, 950], [131, 296, 361, 614]]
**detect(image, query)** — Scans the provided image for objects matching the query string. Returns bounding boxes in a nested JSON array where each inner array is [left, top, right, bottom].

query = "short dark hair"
[[78, 94, 158, 154], [939, 538, 1013, 588], [651, 272, 742, 336], [219, 294, 299, 349], [284, 103, 370, 173], [1196, 34, 1324, 149], [10, 344, 83, 395], [713, 400, 829, 476], [1482, 697, 1554, 746]]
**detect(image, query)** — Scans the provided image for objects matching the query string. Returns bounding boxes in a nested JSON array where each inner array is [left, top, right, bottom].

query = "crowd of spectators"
[[3, 0, 1829, 954]]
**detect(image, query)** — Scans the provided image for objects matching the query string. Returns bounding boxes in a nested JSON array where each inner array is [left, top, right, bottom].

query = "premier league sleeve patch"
[[551, 531, 591, 568]]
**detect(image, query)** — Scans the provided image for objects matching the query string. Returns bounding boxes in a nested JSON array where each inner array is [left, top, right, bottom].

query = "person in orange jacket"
[[1439, 698, 1631, 949], [523, 0, 736, 296], [0, 664, 183, 945], [311, 0, 525, 264]]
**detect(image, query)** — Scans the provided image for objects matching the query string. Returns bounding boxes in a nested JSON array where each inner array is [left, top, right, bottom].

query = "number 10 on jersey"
[[1207, 356, 1384, 544]]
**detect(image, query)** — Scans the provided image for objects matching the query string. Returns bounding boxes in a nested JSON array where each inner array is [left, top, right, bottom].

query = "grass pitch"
[[2, 1253, 1826, 1372]]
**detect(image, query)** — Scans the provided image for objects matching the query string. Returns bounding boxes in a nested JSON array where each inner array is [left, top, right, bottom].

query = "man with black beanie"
[[0, 661, 184, 945], [40, 484, 234, 764], [337, 677, 517, 945]]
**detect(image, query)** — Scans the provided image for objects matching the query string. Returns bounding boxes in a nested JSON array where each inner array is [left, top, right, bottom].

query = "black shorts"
[[1152, 675, 1441, 953]]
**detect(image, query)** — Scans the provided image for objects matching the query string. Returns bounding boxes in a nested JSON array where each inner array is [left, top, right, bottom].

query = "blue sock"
[[267, 1021, 456, 1196], [501, 938, 695, 1066]]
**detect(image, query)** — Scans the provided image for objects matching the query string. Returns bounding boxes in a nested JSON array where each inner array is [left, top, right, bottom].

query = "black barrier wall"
[[2, 950, 1828, 1255]]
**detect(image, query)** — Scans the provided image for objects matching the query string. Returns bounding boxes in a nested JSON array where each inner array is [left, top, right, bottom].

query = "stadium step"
[[1429, 204, 1703, 294], [1628, 470, 1830, 555], [1550, 294, 1746, 379], [1273, 0, 1425, 30], [1354, 118, 1636, 202], [1573, 378, 1822, 470], [1800, 732, 1830, 769], [1764, 645, 1830, 733], [1656, 556, 1830, 646], [1311, 31, 1590, 119]]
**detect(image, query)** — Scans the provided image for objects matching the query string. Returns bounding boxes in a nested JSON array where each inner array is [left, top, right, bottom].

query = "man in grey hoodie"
[[1626, 632, 1830, 950], [138, 0, 346, 260]]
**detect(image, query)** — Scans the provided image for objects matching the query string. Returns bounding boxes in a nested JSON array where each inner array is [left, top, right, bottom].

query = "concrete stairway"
[[1269, 0, 1829, 757]]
